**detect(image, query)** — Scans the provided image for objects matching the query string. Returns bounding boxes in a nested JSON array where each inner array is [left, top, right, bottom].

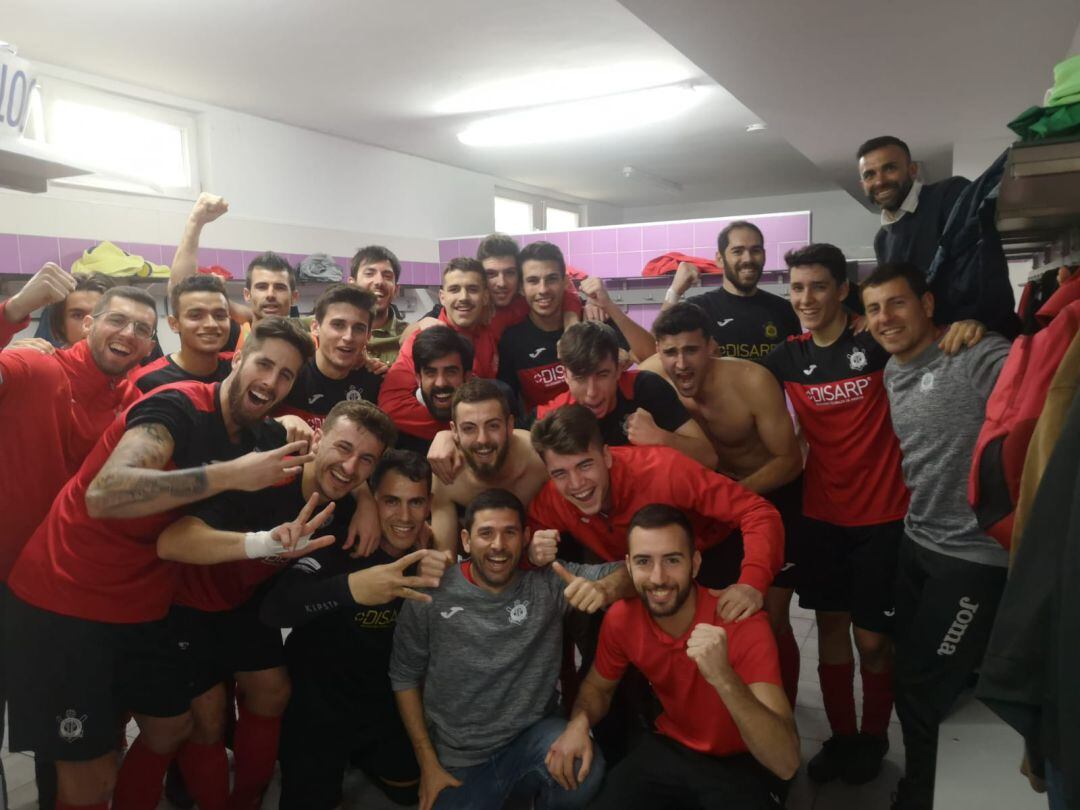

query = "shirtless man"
[[429, 378, 548, 554], [640, 301, 805, 705]]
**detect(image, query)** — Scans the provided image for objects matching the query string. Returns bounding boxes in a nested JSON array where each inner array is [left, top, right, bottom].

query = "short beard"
[[875, 176, 914, 212], [224, 379, 262, 427], [88, 339, 140, 378], [722, 256, 763, 294], [638, 578, 693, 618], [422, 386, 455, 421], [463, 440, 509, 479]]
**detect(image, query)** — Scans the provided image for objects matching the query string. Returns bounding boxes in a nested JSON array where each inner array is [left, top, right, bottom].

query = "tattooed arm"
[[85, 423, 315, 520]]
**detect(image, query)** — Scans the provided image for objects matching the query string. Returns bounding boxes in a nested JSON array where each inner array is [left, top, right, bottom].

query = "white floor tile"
[[6, 778, 39, 810], [790, 615, 816, 640], [794, 706, 833, 742], [0, 751, 35, 791]]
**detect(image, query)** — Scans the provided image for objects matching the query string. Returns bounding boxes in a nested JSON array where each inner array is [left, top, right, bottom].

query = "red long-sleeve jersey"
[[0, 300, 29, 349], [527, 445, 783, 593], [0, 340, 140, 581], [377, 310, 502, 441]]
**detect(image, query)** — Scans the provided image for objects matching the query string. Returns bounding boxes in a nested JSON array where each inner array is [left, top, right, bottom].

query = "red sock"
[[112, 736, 173, 810], [860, 666, 894, 736], [228, 705, 282, 810], [775, 627, 801, 707], [177, 739, 230, 810], [818, 662, 857, 737], [57, 802, 109, 810]]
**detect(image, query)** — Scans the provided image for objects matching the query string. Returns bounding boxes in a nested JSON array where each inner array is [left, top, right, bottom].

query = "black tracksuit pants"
[[893, 536, 1007, 810]]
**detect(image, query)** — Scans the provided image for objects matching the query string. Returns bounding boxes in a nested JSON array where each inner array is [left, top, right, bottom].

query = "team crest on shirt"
[[847, 348, 867, 371], [57, 709, 87, 742], [346, 385, 363, 402], [764, 322, 778, 339], [919, 372, 935, 392], [506, 599, 529, 625]]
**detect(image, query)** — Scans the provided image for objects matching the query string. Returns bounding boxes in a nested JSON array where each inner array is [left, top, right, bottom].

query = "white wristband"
[[664, 286, 680, 304], [244, 529, 314, 558], [244, 530, 280, 558]]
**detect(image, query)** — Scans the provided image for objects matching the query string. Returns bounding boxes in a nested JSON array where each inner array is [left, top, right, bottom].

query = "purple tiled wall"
[[0, 232, 440, 282], [438, 212, 811, 280]]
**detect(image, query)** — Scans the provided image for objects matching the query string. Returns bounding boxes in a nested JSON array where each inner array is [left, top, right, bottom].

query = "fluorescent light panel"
[[458, 84, 705, 148], [436, 61, 690, 114]]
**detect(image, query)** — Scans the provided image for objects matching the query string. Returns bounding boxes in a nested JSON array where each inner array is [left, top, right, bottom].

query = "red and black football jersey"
[[130, 353, 234, 394], [763, 326, 909, 526], [497, 319, 567, 412], [275, 358, 384, 430], [8, 381, 287, 623], [175, 478, 358, 612]]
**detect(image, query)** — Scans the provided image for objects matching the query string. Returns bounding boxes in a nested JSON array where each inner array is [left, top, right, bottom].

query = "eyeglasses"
[[95, 311, 156, 341]]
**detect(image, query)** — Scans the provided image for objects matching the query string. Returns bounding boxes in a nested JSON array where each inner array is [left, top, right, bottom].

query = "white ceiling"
[[3, 0, 831, 207], [619, 0, 1080, 203], [5, 0, 1079, 210]]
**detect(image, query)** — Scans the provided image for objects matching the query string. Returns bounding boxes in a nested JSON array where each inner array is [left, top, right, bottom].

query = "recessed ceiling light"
[[745, 122, 767, 133], [436, 61, 691, 114], [458, 84, 705, 148]]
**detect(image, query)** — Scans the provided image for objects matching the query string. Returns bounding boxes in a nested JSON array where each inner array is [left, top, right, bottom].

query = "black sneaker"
[[842, 732, 889, 784], [806, 735, 856, 783], [891, 776, 933, 810], [164, 761, 195, 810]]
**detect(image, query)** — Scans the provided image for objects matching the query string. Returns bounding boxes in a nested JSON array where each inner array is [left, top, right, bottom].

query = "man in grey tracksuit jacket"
[[862, 263, 1011, 810], [390, 488, 628, 810]]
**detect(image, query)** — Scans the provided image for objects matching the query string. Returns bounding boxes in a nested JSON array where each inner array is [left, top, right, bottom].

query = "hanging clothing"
[[1010, 330, 1080, 554], [977, 386, 1080, 809], [1047, 54, 1080, 107], [298, 254, 344, 283], [1007, 101, 1080, 141], [968, 282, 1080, 548], [925, 151, 1018, 335], [640, 252, 720, 278], [197, 264, 234, 280], [71, 241, 170, 278], [1017, 269, 1060, 334]]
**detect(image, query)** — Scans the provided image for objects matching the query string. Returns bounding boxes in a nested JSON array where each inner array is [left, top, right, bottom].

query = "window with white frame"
[[27, 77, 200, 199], [494, 195, 535, 234], [494, 188, 582, 232], [545, 205, 580, 230]]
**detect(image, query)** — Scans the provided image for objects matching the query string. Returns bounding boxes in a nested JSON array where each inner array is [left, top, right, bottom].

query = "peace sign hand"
[[243, 493, 336, 558], [348, 548, 451, 605]]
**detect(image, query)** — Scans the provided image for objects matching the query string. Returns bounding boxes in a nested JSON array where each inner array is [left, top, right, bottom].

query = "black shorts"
[[591, 732, 786, 810], [697, 531, 743, 590], [691, 475, 803, 591], [695, 477, 805, 592], [3, 594, 189, 762], [279, 674, 417, 810], [796, 518, 902, 634], [169, 592, 284, 699], [766, 475, 805, 590]]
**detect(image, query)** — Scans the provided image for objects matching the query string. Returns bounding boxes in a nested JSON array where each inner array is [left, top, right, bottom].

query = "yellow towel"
[[71, 240, 170, 278]]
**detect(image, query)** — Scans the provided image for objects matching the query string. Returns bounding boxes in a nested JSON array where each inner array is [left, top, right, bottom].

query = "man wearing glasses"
[[0, 283, 159, 589], [0, 282, 158, 810]]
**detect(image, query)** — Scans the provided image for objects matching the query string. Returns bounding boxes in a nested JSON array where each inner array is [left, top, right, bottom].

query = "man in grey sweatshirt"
[[862, 262, 1011, 810], [389, 487, 631, 810]]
